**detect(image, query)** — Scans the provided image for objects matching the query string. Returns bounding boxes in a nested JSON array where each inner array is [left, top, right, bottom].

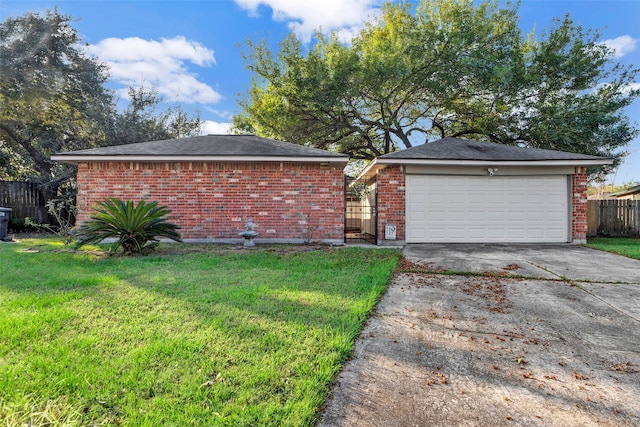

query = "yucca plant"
[[75, 198, 182, 255]]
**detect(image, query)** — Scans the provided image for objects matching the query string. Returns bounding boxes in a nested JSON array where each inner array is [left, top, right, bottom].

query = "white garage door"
[[406, 175, 569, 243]]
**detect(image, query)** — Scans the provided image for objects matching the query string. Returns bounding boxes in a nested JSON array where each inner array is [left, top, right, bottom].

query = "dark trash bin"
[[0, 207, 12, 241]]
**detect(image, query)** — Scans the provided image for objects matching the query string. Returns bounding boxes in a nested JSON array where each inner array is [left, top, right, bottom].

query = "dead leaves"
[[459, 277, 512, 313], [425, 368, 448, 386], [396, 257, 445, 274], [609, 361, 639, 373], [572, 371, 590, 381]]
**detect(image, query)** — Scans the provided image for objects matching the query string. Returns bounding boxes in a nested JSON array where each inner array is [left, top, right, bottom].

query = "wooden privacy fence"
[[587, 200, 640, 237], [0, 181, 51, 223]]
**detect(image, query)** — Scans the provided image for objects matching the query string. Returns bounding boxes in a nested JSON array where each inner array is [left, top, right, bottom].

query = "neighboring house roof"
[[358, 137, 613, 178], [607, 184, 640, 198], [51, 134, 349, 164]]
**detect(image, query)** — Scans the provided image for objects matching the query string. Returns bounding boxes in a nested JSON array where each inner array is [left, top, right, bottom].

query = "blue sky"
[[1, 0, 639, 184]]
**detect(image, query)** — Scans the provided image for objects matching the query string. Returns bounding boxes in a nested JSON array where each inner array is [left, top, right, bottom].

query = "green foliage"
[[349, 181, 372, 201], [0, 10, 113, 197], [235, 0, 639, 178], [107, 86, 202, 146], [75, 198, 182, 255], [8, 217, 37, 233], [0, 11, 201, 199]]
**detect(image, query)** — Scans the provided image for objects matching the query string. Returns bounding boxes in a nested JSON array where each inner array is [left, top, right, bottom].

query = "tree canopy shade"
[[234, 0, 639, 178], [0, 10, 201, 198], [0, 10, 112, 195]]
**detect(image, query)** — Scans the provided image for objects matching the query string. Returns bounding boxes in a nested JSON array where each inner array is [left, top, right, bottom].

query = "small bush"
[[75, 198, 182, 255], [25, 197, 77, 244], [8, 217, 30, 233]]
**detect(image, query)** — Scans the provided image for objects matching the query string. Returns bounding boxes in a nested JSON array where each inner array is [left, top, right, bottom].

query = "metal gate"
[[344, 177, 377, 244]]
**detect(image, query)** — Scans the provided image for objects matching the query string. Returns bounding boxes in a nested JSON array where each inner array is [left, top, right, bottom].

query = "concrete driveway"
[[319, 245, 640, 427]]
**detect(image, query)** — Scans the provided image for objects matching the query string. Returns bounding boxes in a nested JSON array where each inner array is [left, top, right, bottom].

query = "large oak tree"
[[234, 0, 639, 178], [0, 10, 201, 198]]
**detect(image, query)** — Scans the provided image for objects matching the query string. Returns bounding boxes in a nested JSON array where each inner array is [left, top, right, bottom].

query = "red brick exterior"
[[76, 161, 345, 241], [376, 165, 405, 243], [571, 167, 588, 243]]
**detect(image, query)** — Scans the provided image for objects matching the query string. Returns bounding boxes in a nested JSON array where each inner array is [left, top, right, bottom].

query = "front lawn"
[[585, 236, 640, 260], [0, 239, 399, 426]]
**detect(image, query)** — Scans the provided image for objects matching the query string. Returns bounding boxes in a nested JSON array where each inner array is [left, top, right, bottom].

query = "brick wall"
[[376, 165, 405, 244], [571, 167, 588, 243], [76, 161, 345, 242]]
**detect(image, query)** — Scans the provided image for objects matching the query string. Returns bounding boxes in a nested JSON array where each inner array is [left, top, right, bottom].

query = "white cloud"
[[205, 108, 235, 120], [622, 82, 640, 93], [234, 0, 380, 41], [596, 81, 640, 95], [85, 36, 222, 104], [201, 120, 233, 135], [600, 35, 638, 58]]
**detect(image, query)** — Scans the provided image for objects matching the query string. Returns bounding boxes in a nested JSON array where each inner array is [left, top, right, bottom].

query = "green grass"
[[585, 236, 640, 260], [0, 239, 400, 426]]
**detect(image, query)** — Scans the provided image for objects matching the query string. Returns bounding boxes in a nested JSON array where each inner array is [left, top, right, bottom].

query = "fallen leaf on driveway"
[[610, 361, 638, 373], [573, 371, 589, 380]]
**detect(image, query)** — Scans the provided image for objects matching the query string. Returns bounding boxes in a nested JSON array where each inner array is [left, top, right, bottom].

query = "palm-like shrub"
[[75, 198, 182, 255]]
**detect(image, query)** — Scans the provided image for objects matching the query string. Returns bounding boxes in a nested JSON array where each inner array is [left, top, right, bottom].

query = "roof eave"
[[50, 155, 349, 165], [607, 185, 640, 197], [355, 157, 613, 181], [374, 158, 614, 167]]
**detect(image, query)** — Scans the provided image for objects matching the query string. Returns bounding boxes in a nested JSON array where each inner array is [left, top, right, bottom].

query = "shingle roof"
[[608, 184, 640, 197], [379, 137, 609, 161], [53, 134, 348, 159]]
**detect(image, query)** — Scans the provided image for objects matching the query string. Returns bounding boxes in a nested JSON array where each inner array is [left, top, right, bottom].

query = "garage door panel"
[[547, 194, 564, 204], [547, 211, 564, 221], [449, 210, 467, 221], [406, 175, 568, 243], [525, 228, 545, 239], [527, 211, 544, 221], [506, 210, 525, 221], [449, 228, 469, 239], [547, 228, 566, 239], [482, 228, 503, 239], [508, 193, 525, 203], [487, 211, 506, 221], [507, 229, 526, 239], [467, 194, 486, 204]]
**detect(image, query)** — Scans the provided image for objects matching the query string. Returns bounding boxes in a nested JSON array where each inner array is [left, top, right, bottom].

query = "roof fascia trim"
[[50, 155, 349, 164], [374, 158, 613, 167]]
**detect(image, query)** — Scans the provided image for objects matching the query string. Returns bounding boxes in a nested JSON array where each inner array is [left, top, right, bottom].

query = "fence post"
[[635, 200, 640, 235], [587, 200, 597, 236]]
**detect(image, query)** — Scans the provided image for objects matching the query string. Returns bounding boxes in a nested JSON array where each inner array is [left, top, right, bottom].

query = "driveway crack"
[[524, 260, 566, 280], [575, 284, 640, 324], [525, 261, 640, 323]]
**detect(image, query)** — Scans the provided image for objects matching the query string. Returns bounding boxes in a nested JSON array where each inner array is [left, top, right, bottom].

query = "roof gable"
[[52, 134, 348, 163], [379, 137, 609, 162]]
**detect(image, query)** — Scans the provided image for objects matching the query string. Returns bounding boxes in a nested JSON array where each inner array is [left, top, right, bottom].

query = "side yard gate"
[[344, 177, 377, 244]]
